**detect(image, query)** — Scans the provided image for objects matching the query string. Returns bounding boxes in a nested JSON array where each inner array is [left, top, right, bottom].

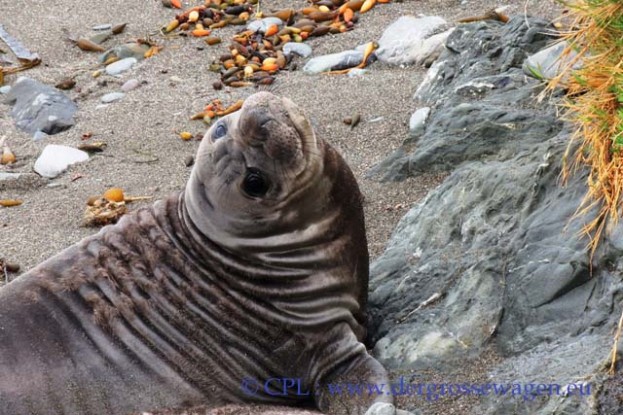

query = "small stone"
[[89, 32, 112, 45], [105, 57, 137, 76], [409, 107, 431, 137], [283, 42, 312, 58], [55, 78, 76, 90], [364, 402, 396, 415], [0, 172, 24, 182], [213, 81, 223, 90], [347, 68, 367, 77], [0, 85, 11, 94], [247, 17, 284, 33], [100, 43, 150, 63], [93, 24, 113, 31], [121, 79, 140, 92], [523, 41, 582, 80], [33, 130, 49, 141], [0, 172, 45, 190], [34, 144, 89, 178], [101, 92, 125, 103], [304, 50, 372, 74], [184, 155, 195, 167], [169, 76, 183, 84]]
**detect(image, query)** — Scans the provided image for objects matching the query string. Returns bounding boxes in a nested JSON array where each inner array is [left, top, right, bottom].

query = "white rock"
[[523, 41, 582, 80], [121, 78, 140, 92], [105, 57, 137, 76], [283, 42, 312, 58], [347, 68, 367, 77], [93, 24, 112, 31], [33, 130, 49, 141], [34, 145, 89, 178], [303, 50, 365, 74], [247, 17, 283, 33], [0, 85, 11, 94], [376, 16, 454, 66], [364, 403, 396, 415], [101, 92, 125, 103], [409, 107, 431, 137]]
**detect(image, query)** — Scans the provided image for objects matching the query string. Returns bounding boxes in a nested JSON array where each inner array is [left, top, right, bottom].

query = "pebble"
[[169, 76, 183, 84], [33, 145, 89, 178], [121, 78, 140, 92], [90, 32, 112, 45], [409, 107, 431, 137], [364, 403, 396, 415], [101, 92, 125, 103], [247, 17, 283, 33], [184, 155, 195, 167], [283, 42, 312, 58], [105, 57, 137, 76], [523, 41, 582, 80], [100, 43, 150, 63], [303, 50, 366, 74], [93, 24, 112, 31], [347, 68, 367, 77], [33, 130, 49, 141], [0, 85, 11, 94]]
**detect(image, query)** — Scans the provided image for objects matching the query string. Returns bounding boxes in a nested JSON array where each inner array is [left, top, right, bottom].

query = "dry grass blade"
[[610, 308, 623, 375], [545, 1, 623, 260]]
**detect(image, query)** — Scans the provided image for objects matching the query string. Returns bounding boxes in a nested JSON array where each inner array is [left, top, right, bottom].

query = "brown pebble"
[[184, 155, 195, 167], [111, 23, 127, 35], [343, 117, 353, 125], [213, 81, 223, 90], [55, 78, 76, 90]]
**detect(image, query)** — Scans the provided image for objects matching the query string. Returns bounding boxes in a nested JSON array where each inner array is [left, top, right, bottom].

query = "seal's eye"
[[242, 168, 269, 198], [213, 123, 227, 140]]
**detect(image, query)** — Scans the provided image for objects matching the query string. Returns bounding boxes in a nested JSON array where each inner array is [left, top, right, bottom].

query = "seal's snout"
[[239, 106, 273, 143], [239, 92, 302, 143], [235, 92, 317, 165]]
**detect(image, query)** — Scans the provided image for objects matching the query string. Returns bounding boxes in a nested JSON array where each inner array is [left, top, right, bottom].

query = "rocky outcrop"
[[368, 17, 621, 415]]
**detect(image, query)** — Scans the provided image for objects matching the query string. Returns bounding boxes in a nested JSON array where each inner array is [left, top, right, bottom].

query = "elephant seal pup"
[[0, 92, 400, 415]]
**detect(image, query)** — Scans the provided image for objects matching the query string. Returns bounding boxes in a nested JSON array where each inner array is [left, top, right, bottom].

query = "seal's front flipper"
[[312, 348, 394, 415]]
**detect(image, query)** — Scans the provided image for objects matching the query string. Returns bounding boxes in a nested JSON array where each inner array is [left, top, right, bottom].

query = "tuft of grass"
[[547, 0, 623, 259]]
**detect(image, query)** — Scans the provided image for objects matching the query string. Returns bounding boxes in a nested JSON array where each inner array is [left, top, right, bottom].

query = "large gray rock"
[[376, 16, 454, 66], [4, 77, 77, 136], [367, 17, 618, 415]]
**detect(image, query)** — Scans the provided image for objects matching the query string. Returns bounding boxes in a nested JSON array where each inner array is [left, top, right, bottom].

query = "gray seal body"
[[0, 92, 393, 415]]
